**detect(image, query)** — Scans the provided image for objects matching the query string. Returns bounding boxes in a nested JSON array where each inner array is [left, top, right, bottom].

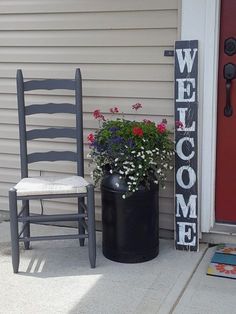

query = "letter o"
[[176, 166, 196, 189]]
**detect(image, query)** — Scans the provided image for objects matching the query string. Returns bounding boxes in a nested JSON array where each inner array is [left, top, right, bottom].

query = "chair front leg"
[[22, 199, 30, 250], [78, 198, 85, 247], [87, 184, 96, 268], [9, 188, 20, 273]]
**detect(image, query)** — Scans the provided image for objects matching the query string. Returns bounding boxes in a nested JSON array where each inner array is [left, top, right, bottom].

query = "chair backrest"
[[16, 69, 84, 179]]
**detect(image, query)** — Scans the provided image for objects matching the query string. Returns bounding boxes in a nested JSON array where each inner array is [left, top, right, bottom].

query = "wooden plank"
[[0, 29, 177, 47], [0, 11, 177, 30], [175, 40, 199, 251]]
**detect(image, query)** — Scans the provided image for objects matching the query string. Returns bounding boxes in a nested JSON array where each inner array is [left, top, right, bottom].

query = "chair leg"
[[22, 200, 30, 250], [87, 184, 96, 268], [78, 198, 85, 247], [9, 188, 20, 273]]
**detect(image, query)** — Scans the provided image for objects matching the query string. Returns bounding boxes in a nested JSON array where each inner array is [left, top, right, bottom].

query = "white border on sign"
[[181, 0, 221, 232]]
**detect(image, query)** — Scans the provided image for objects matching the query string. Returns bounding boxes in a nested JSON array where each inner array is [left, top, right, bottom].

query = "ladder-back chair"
[[9, 69, 96, 273]]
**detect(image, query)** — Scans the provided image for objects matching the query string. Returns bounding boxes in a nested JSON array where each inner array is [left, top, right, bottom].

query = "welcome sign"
[[174, 40, 198, 251]]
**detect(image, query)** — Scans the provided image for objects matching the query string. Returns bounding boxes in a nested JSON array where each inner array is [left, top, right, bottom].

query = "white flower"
[[122, 195, 126, 199], [154, 180, 158, 184], [110, 169, 113, 174], [115, 182, 120, 187], [115, 158, 119, 162], [119, 170, 124, 174], [138, 165, 142, 169]]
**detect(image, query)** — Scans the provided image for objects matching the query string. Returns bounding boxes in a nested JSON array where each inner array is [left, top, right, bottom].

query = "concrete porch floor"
[[0, 220, 235, 314]]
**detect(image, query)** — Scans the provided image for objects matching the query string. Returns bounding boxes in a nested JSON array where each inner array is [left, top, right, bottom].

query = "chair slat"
[[24, 79, 75, 91], [25, 103, 76, 115], [26, 128, 76, 140], [27, 151, 77, 163]]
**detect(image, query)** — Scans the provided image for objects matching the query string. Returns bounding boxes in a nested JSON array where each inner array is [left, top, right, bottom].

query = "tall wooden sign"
[[174, 40, 198, 251]]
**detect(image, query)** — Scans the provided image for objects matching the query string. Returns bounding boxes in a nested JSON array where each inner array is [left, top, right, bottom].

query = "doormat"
[[207, 243, 236, 279]]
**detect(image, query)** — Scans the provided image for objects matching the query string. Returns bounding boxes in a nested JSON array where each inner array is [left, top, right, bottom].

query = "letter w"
[[176, 48, 197, 73]]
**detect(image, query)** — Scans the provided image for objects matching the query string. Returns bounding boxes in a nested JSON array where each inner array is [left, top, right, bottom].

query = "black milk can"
[[101, 174, 159, 263]]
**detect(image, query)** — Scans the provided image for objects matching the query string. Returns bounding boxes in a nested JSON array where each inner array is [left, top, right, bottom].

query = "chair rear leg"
[[9, 188, 20, 273], [22, 200, 30, 250], [78, 198, 85, 246], [87, 184, 96, 268]]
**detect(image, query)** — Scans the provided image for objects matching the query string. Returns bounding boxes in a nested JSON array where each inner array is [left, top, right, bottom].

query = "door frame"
[[181, 0, 221, 232]]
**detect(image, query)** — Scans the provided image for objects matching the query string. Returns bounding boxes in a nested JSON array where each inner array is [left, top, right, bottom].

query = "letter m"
[[176, 194, 197, 218]]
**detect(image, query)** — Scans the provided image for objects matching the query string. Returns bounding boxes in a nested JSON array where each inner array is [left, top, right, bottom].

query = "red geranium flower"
[[132, 103, 142, 111], [156, 123, 166, 134], [143, 119, 152, 124], [132, 127, 143, 137], [93, 109, 105, 121], [176, 120, 184, 129], [87, 133, 95, 142], [110, 107, 119, 114]]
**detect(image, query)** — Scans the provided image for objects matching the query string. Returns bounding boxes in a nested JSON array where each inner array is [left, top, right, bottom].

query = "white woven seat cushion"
[[15, 176, 89, 196]]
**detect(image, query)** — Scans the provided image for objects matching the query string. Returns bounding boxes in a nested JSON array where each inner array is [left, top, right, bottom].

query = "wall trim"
[[181, 0, 221, 232]]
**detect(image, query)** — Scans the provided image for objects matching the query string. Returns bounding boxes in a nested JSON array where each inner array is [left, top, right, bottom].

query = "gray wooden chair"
[[9, 69, 96, 273]]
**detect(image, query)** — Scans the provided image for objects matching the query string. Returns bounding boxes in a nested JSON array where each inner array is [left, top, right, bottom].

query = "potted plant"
[[88, 103, 174, 263]]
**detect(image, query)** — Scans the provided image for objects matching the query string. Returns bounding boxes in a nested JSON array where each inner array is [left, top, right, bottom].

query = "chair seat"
[[15, 176, 89, 196]]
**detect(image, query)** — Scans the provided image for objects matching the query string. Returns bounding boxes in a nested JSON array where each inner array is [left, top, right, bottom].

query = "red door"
[[216, 0, 236, 223]]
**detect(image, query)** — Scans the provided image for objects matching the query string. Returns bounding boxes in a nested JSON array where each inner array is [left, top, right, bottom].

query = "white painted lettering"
[[176, 78, 196, 102], [176, 166, 196, 189], [177, 222, 196, 246], [176, 137, 195, 160], [176, 194, 197, 218], [176, 48, 197, 73]]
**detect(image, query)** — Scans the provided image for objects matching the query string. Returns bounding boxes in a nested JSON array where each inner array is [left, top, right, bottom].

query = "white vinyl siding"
[[0, 0, 178, 233]]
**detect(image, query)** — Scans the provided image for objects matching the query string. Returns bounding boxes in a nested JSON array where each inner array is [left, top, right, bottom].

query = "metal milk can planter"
[[101, 174, 159, 263]]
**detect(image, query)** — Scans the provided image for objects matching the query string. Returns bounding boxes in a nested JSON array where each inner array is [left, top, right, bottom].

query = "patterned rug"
[[207, 243, 236, 279]]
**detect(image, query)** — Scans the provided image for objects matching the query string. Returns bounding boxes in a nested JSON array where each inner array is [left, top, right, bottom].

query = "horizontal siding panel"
[[0, 169, 173, 199], [0, 182, 173, 214], [0, 110, 174, 129], [0, 29, 177, 47], [0, 153, 174, 181], [0, 63, 174, 82], [0, 95, 174, 116], [0, 0, 178, 14], [0, 47, 175, 64], [0, 196, 102, 222], [0, 195, 174, 231], [0, 11, 177, 30], [0, 79, 174, 99]]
